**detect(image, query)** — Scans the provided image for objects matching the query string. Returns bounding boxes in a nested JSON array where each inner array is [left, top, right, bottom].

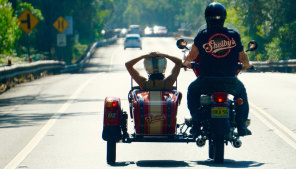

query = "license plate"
[[211, 107, 229, 118]]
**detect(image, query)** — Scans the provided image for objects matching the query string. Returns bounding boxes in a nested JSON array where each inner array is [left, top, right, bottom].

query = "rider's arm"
[[183, 44, 199, 68], [239, 51, 252, 70], [125, 55, 148, 88], [160, 54, 182, 88]]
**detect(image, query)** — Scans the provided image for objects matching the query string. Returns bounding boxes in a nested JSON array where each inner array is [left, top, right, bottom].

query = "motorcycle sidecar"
[[102, 88, 196, 164], [129, 89, 181, 136]]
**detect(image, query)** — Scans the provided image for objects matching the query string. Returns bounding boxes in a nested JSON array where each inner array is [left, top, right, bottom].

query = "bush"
[[72, 42, 88, 63]]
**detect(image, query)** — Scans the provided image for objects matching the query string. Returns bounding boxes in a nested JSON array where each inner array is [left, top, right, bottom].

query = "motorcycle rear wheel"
[[213, 135, 224, 163], [208, 140, 214, 159], [107, 141, 116, 164]]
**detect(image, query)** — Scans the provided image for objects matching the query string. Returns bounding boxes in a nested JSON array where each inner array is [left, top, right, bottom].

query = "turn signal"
[[236, 98, 244, 105]]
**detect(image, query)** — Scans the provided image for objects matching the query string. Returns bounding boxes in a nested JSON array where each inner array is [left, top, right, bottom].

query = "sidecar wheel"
[[107, 141, 116, 164], [213, 135, 224, 163]]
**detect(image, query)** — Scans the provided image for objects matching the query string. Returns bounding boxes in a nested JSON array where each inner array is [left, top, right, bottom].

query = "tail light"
[[105, 98, 119, 108], [104, 97, 121, 126], [213, 92, 228, 103]]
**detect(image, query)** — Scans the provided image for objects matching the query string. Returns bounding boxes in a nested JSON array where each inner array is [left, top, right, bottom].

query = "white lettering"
[[203, 38, 237, 54]]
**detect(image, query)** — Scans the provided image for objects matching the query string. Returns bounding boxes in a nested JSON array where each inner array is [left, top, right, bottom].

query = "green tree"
[[0, 0, 20, 55]]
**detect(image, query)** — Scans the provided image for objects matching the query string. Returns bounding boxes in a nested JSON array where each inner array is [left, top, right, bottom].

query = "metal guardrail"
[[0, 60, 65, 82], [251, 59, 296, 73], [0, 37, 117, 93], [62, 36, 117, 73]]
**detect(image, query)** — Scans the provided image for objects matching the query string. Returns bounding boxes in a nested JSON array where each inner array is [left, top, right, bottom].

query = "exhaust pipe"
[[196, 137, 206, 147], [232, 139, 242, 148]]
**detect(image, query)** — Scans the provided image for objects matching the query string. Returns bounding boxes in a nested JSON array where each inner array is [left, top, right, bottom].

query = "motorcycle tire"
[[213, 135, 224, 163], [107, 141, 116, 164], [208, 140, 214, 159]]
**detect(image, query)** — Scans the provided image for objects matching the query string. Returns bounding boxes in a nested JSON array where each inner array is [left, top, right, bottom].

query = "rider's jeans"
[[187, 76, 249, 127]]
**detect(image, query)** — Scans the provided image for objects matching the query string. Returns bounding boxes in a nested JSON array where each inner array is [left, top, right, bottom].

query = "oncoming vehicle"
[[128, 25, 141, 35], [124, 34, 142, 50], [153, 25, 168, 37]]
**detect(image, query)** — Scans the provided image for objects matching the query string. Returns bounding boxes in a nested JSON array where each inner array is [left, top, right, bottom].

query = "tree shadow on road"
[[0, 111, 100, 129], [0, 94, 105, 107]]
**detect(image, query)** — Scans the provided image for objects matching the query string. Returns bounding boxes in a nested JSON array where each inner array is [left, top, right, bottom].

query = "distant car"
[[128, 25, 141, 35], [120, 28, 127, 37], [144, 26, 153, 36], [124, 34, 142, 50], [153, 25, 168, 36]]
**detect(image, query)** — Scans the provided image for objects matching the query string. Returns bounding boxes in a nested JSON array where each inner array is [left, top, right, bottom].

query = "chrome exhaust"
[[232, 139, 242, 148], [196, 137, 206, 147]]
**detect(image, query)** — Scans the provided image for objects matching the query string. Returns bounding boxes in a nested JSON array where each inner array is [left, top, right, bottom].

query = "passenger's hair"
[[148, 73, 165, 80]]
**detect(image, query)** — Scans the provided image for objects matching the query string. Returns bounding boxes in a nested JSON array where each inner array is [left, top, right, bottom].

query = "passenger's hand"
[[149, 52, 158, 57], [149, 52, 165, 59]]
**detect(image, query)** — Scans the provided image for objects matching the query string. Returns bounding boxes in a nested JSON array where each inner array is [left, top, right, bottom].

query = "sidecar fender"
[[102, 97, 122, 141]]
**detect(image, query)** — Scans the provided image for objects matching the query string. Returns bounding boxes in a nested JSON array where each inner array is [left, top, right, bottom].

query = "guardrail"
[[0, 60, 65, 82], [0, 36, 117, 93], [251, 59, 296, 73], [63, 36, 117, 73]]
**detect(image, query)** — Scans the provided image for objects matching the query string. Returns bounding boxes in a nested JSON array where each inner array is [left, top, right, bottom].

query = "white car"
[[124, 34, 142, 50]]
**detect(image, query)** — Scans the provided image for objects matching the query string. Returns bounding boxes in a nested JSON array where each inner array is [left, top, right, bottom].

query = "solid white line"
[[251, 108, 296, 150], [250, 102, 296, 141], [3, 74, 98, 169], [250, 103, 296, 150], [108, 45, 121, 72]]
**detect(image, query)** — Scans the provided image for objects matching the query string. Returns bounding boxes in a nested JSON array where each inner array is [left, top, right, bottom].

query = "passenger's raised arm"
[[125, 54, 150, 89]]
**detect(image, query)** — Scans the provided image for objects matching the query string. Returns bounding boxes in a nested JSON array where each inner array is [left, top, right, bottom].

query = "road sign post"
[[53, 17, 69, 33], [53, 17, 70, 63], [18, 9, 39, 59]]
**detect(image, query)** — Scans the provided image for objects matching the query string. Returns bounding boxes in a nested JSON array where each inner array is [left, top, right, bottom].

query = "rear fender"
[[210, 118, 231, 135]]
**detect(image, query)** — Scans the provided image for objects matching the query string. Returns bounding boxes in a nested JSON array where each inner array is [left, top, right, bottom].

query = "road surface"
[[0, 37, 295, 169]]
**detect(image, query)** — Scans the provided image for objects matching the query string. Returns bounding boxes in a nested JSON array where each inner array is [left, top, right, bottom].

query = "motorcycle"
[[176, 38, 258, 163], [101, 38, 257, 164]]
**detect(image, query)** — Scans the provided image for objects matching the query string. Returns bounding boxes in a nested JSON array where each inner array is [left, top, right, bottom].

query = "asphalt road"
[[0, 37, 295, 169]]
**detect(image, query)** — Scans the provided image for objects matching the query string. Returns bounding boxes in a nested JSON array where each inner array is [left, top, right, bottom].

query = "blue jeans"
[[187, 76, 249, 126]]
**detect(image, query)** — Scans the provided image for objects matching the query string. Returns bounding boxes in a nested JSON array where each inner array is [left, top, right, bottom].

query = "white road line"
[[3, 74, 99, 169], [250, 102, 296, 141], [108, 45, 121, 72], [250, 103, 296, 150]]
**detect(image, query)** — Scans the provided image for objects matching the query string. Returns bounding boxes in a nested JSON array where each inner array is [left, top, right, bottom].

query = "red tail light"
[[112, 101, 118, 107], [213, 92, 228, 103], [105, 98, 119, 108]]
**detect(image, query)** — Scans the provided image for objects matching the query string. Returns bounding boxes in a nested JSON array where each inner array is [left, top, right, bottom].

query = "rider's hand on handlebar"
[[182, 61, 191, 68], [249, 65, 256, 71], [242, 64, 256, 71]]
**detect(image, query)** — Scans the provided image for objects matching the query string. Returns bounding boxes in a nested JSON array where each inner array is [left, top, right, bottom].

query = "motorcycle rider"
[[125, 52, 182, 90], [183, 2, 252, 136]]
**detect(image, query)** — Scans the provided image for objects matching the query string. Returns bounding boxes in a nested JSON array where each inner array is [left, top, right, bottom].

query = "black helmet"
[[205, 2, 227, 28]]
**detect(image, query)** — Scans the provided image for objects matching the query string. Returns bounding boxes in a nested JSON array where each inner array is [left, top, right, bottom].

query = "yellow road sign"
[[53, 17, 69, 33], [18, 9, 39, 34]]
